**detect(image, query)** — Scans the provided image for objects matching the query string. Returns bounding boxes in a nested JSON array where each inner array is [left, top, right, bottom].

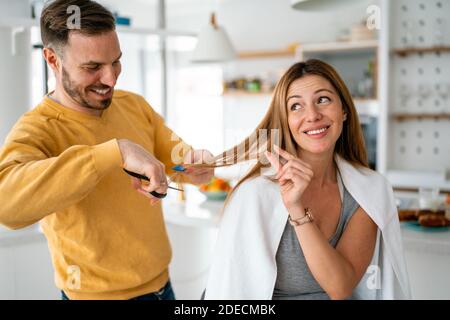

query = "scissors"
[[123, 165, 186, 199]]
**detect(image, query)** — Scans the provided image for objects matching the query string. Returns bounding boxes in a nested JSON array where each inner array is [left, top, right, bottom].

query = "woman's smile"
[[303, 125, 331, 139]]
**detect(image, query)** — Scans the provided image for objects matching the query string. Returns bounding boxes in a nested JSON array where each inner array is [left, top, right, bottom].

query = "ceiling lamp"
[[290, 0, 357, 11], [191, 12, 236, 63]]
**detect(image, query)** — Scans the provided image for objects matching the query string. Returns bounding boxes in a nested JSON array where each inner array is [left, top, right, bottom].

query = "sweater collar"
[[43, 92, 112, 122]]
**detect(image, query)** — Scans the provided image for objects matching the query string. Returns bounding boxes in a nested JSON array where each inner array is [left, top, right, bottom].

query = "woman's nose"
[[304, 104, 322, 122]]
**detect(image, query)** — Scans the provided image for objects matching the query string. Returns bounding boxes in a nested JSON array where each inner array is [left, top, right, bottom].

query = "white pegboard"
[[387, 0, 450, 175], [391, 0, 450, 48], [391, 52, 450, 114], [389, 119, 450, 171]]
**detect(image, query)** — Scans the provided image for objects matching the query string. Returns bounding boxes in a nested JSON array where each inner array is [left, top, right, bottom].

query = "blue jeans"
[[61, 280, 176, 300]]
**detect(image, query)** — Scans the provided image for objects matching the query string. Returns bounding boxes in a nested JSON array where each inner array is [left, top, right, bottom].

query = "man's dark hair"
[[40, 0, 115, 55]]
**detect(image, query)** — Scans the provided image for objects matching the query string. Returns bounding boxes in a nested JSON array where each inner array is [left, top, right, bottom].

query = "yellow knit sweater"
[[0, 90, 191, 299]]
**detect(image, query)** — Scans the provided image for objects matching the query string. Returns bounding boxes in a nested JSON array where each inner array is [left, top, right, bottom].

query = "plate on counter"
[[402, 221, 450, 232], [201, 191, 228, 201]]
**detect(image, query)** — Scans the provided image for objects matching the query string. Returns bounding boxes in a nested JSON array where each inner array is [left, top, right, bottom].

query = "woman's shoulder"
[[237, 174, 277, 191], [357, 166, 392, 190], [223, 175, 284, 221], [231, 175, 279, 202], [336, 156, 391, 189]]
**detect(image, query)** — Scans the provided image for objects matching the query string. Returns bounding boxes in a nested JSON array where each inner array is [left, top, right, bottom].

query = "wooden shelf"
[[353, 97, 378, 102], [222, 91, 272, 97], [387, 170, 450, 193], [238, 40, 379, 59], [392, 113, 450, 121], [300, 40, 378, 54], [222, 91, 379, 102], [392, 46, 450, 57], [238, 48, 296, 59], [394, 187, 450, 194], [116, 26, 197, 37]]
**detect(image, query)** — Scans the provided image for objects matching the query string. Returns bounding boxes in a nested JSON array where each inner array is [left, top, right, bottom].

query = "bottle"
[[177, 183, 186, 202], [363, 70, 374, 98], [445, 194, 450, 221]]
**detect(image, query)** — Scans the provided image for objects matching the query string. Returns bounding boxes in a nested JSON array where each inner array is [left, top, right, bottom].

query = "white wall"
[[0, 0, 32, 146], [99, 0, 159, 29], [166, 0, 379, 50], [101, 0, 379, 50]]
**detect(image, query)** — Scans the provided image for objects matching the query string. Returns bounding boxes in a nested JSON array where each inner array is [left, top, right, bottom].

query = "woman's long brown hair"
[[182, 59, 368, 201]]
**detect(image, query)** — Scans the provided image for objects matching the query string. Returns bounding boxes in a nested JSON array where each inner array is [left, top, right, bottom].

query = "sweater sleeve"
[[0, 124, 123, 230]]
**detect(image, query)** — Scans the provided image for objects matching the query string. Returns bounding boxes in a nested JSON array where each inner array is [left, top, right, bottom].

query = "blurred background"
[[0, 0, 449, 299]]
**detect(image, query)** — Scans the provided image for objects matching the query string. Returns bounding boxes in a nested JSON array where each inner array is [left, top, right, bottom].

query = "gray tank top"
[[272, 174, 359, 300]]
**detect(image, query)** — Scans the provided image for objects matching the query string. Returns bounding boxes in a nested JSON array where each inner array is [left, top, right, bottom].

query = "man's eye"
[[86, 65, 100, 70], [317, 96, 331, 104]]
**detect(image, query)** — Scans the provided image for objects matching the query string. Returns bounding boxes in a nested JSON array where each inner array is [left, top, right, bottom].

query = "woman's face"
[[286, 74, 346, 156]]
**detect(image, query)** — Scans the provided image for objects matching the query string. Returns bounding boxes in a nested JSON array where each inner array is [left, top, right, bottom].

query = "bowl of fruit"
[[199, 177, 232, 201]]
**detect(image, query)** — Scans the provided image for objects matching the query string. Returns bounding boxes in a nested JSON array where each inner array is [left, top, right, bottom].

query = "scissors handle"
[[123, 169, 167, 199], [172, 165, 186, 172], [123, 168, 149, 181]]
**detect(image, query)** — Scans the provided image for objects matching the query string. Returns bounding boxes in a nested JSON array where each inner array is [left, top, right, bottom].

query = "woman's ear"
[[343, 112, 347, 121]]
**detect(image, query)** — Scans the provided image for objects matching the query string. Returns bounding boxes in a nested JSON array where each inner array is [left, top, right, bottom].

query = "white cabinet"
[[166, 223, 217, 300], [163, 197, 220, 299], [0, 227, 59, 300], [401, 225, 450, 299]]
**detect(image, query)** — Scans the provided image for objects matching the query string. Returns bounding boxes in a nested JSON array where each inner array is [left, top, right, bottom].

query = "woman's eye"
[[290, 103, 303, 111], [317, 96, 331, 104]]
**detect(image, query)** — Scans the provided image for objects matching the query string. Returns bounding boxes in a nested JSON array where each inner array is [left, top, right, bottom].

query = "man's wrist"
[[92, 139, 123, 176]]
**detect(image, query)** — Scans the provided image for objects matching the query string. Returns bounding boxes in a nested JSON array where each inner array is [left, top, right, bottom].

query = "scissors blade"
[[168, 185, 183, 192]]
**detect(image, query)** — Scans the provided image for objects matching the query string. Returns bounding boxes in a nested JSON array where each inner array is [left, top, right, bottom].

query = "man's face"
[[58, 31, 122, 111]]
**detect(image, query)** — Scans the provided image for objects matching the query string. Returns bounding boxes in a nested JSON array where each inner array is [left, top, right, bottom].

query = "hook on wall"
[[11, 27, 25, 56]]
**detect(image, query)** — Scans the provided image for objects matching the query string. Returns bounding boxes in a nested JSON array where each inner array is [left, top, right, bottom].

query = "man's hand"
[[183, 149, 214, 185], [118, 139, 167, 205]]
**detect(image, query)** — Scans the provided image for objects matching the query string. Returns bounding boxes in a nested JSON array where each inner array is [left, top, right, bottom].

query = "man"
[[0, 0, 213, 300]]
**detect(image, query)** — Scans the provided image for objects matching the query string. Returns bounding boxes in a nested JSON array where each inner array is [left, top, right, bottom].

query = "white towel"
[[204, 155, 411, 299]]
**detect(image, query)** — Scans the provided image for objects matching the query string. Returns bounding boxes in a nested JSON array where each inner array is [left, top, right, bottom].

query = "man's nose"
[[100, 66, 117, 88]]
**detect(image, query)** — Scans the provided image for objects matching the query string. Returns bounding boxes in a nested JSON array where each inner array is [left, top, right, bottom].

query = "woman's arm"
[[289, 205, 377, 300], [266, 146, 378, 299]]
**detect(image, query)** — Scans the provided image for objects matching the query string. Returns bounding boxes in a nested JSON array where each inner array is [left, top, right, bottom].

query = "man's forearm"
[[0, 140, 121, 229]]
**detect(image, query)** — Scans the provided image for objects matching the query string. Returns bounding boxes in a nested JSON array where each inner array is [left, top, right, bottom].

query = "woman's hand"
[[183, 149, 215, 185], [265, 146, 314, 212]]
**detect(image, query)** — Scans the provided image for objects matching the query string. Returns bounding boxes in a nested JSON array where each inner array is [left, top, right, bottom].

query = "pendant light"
[[191, 12, 236, 63], [291, 0, 357, 11]]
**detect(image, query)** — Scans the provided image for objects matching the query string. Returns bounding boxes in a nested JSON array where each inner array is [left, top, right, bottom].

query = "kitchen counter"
[[395, 190, 450, 255], [1, 201, 448, 256], [163, 195, 450, 256], [401, 223, 450, 255]]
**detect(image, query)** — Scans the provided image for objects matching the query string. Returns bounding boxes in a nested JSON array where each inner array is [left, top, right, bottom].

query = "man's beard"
[[62, 67, 113, 111]]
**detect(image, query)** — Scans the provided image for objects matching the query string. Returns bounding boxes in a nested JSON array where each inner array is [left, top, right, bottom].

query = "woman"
[[201, 59, 411, 299]]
